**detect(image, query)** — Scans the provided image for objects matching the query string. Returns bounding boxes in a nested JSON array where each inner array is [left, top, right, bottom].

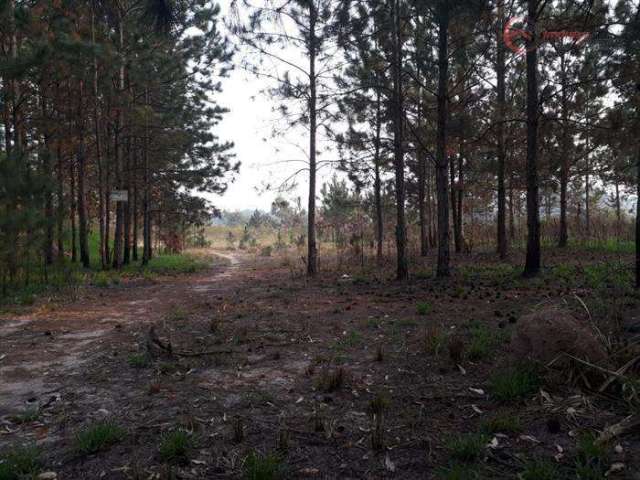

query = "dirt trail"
[[0, 251, 242, 415]]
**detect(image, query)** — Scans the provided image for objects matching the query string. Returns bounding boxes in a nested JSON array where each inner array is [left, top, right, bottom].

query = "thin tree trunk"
[[496, 0, 508, 258], [143, 88, 152, 265], [636, 141, 640, 288], [392, 0, 408, 280], [524, 2, 541, 277], [307, 2, 318, 276], [77, 81, 90, 268], [92, 3, 107, 269], [69, 159, 77, 263], [559, 55, 569, 247], [456, 139, 464, 251], [373, 90, 384, 266], [450, 152, 460, 253], [56, 143, 64, 261], [435, 1, 450, 277], [112, 9, 126, 269]]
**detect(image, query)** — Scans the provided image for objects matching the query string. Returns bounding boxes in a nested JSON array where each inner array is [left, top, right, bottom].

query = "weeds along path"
[[0, 251, 244, 415]]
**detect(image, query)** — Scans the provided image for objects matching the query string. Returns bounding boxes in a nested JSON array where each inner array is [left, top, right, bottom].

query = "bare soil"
[[1, 249, 639, 479]]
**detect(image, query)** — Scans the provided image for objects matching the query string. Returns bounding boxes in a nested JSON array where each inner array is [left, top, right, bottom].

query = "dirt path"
[[0, 251, 243, 415]]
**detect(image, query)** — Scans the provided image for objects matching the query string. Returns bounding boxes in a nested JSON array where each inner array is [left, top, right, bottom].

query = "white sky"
[[205, 0, 339, 213]]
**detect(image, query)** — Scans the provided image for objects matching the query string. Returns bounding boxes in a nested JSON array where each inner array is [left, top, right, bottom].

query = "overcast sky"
[[205, 0, 339, 213]]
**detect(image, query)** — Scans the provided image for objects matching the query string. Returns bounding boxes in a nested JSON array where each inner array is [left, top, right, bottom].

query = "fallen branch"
[[598, 355, 640, 393], [595, 415, 640, 446], [175, 348, 235, 357]]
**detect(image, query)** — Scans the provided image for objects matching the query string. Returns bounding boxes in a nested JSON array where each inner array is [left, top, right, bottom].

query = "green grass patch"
[[575, 432, 608, 479], [127, 353, 151, 368], [466, 322, 507, 361], [521, 459, 560, 480], [159, 429, 192, 464], [0, 445, 40, 480], [489, 364, 541, 401], [243, 451, 285, 480], [446, 433, 488, 462], [416, 301, 432, 316], [74, 420, 125, 455], [9, 408, 39, 425], [480, 414, 522, 434], [436, 463, 484, 480]]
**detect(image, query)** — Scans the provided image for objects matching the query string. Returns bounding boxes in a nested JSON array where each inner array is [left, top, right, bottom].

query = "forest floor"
[[1, 247, 639, 479]]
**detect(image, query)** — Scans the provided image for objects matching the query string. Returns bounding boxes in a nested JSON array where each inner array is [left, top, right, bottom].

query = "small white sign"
[[110, 190, 128, 202]]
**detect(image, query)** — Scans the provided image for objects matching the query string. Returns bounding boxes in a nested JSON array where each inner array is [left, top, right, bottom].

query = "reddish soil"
[[0, 249, 638, 479]]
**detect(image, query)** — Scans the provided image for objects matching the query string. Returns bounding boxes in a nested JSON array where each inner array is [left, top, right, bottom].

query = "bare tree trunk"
[[392, 0, 408, 280], [56, 143, 64, 261], [496, 0, 508, 258], [307, 2, 318, 276], [559, 55, 569, 247], [435, 1, 450, 277], [457, 139, 464, 250], [143, 88, 152, 265], [450, 152, 460, 253], [77, 81, 90, 269], [69, 159, 77, 263], [636, 141, 640, 288], [112, 9, 126, 269], [92, 4, 107, 269], [373, 91, 384, 266], [524, 2, 541, 277]]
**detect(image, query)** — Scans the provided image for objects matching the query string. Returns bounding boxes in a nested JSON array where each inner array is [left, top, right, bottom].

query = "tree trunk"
[[112, 10, 126, 269], [392, 0, 408, 281], [69, 159, 77, 263], [77, 81, 90, 269], [92, 5, 107, 269], [524, 2, 541, 277], [450, 151, 460, 253], [56, 143, 64, 261], [496, 0, 508, 258], [636, 141, 640, 288], [143, 88, 152, 265], [307, 2, 318, 276], [373, 90, 384, 266], [435, 1, 450, 277], [558, 55, 570, 247]]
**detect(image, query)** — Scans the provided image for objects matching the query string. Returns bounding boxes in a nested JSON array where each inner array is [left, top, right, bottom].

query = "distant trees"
[[231, 0, 337, 276]]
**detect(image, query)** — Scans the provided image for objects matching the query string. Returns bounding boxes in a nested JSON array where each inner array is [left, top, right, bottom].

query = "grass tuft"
[[0, 445, 40, 480], [243, 451, 285, 480], [447, 433, 488, 462], [127, 353, 151, 368], [74, 420, 125, 455], [159, 429, 192, 464], [481, 414, 522, 434], [520, 459, 559, 480], [489, 364, 541, 401], [416, 302, 432, 316]]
